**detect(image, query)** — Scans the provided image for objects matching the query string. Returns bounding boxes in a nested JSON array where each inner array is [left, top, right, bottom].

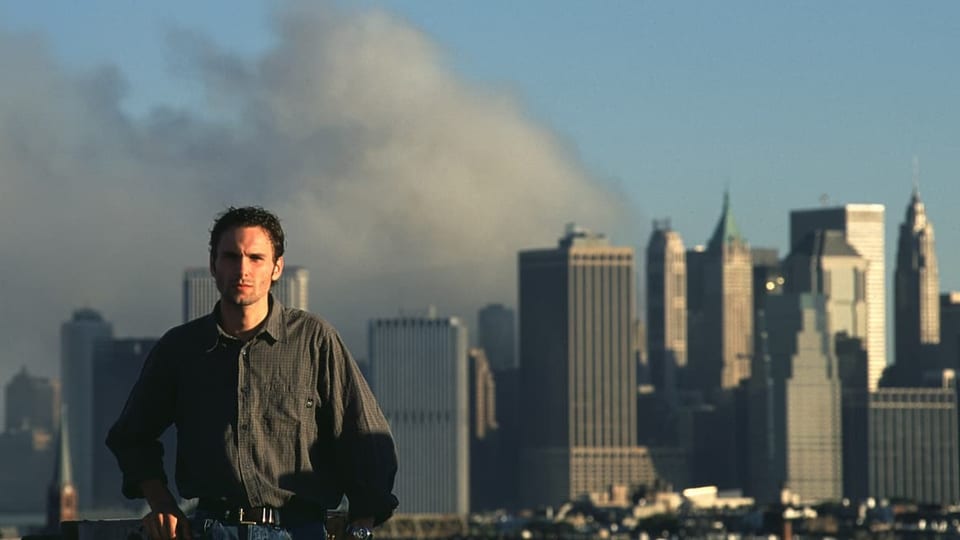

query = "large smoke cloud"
[[0, 4, 632, 387]]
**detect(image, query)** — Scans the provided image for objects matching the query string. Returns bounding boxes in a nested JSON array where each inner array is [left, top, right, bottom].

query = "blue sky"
[[3, 1, 957, 260], [0, 1, 958, 363]]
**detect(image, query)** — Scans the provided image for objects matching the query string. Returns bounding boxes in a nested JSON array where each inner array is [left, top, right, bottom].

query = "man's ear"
[[209, 255, 216, 276], [272, 255, 284, 282]]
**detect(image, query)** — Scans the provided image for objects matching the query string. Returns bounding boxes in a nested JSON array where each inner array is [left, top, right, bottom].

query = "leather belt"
[[197, 497, 326, 528], [197, 500, 280, 526]]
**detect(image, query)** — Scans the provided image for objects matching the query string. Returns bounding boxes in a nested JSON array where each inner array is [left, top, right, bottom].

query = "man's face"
[[210, 226, 284, 309]]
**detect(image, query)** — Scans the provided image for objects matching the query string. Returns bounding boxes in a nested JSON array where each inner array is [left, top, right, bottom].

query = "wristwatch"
[[346, 524, 374, 540]]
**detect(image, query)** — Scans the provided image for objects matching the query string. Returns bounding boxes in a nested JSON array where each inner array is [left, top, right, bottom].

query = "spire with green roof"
[[707, 190, 746, 252]]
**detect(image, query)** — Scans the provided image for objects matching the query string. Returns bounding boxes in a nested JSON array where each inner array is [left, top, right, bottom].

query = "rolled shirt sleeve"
[[322, 331, 399, 525], [105, 337, 177, 498]]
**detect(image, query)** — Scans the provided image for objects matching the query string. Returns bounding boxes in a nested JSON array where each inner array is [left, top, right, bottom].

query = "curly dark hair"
[[209, 206, 286, 262]]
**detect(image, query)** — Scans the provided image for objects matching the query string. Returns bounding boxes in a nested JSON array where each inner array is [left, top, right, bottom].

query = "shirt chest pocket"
[[264, 383, 319, 431]]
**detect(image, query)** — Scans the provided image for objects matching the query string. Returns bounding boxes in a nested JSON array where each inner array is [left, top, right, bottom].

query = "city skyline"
[[0, 2, 957, 391], [1, 198, 959, 518]]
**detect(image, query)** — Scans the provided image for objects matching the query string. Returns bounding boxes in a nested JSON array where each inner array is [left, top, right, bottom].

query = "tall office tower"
[[183, 265, 309, 322], [782, 230, 868, 343], [868, 374, 959, 505], [477, 304, 520, 509], [5, 367, 58, 434], [894, 189, 940, 368], [92, 338, 166, 509], [940, 293, 960, 371], [751, 248, 782, 361], [836, 334, 869, 501], [183, 268, 220, 322], [646, 219, 687, 395], [687, 193, 753, 396], [369, 315, 469, 514], [477, 304, 516, 370], [518, 224, 642, 508], [468, 348, 500, 512], [791, 204, 885, 390], [60, 309, 113, 510], [764, 294, 843, 503], [272, 266, 309, 311]]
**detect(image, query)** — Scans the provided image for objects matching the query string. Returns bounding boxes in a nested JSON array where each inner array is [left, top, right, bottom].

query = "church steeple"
[[46, 405, 78, 531]]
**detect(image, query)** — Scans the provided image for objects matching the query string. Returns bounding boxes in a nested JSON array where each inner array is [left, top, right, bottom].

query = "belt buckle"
[[237, 506, 260, 525], [237, 507, 278, 526]]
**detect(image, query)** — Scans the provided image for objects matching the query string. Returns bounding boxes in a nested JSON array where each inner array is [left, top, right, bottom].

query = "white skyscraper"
[[368, 315, 469, 514], [791, 205, 886, 391], [60, 309, 113, 510], [183, 266, 309, 322]]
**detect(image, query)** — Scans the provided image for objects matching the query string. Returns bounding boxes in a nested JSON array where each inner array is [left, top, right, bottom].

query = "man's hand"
[[140, 479, 192, 540], [142, 509, 191, 540]]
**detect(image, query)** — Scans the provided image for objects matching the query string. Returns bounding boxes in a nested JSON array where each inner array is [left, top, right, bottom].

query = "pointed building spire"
[[47, 405, 78, 531], [895, 176, 940, 368], [913, 155, 921, 196], [707, 190, 745, 252]]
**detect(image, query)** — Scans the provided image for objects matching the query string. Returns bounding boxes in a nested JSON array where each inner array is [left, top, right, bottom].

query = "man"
[[108, 206, 398, 540]]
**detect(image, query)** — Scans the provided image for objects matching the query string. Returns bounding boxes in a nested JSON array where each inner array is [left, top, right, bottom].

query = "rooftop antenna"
[[912, 155, 920, 195], [819, 193, 829, 207]]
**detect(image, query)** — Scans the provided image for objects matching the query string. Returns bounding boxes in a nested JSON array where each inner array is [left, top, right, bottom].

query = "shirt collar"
[[202, 293, 287, 352]]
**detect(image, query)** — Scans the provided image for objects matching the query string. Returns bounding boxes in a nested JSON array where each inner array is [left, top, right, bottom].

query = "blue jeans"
[[192, 517, 327, 540]]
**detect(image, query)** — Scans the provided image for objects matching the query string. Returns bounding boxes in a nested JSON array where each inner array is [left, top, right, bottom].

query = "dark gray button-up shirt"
[[106, 297, 398, 523]]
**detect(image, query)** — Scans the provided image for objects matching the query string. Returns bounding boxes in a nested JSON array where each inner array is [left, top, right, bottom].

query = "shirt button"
[[240, 423, 248, 430]]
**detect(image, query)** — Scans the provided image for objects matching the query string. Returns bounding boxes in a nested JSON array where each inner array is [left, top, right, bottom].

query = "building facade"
[[646, 219, 687, 395], [790, 205, 886, 391], [687, 193, 753, 396], [5, 367, 58, 434], [369, 315, 469, 514], [468, 348, 500, 512], [60, 308, 113, 510], [894, 189, 940, 368], [183, 266, 309, 322], [868, 384, 959, 504], [941, 293, 960, 371], [765, 294, 843, 503], [518, 224, 642, 508], [477, 304, 516, 371], [782, 230, 868, 345]]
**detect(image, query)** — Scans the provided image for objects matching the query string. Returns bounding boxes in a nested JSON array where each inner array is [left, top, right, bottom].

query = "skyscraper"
[[60, 309, 113, 510], [894, 189, 940, 368], [940, 292, 960, 371], [782, 230, 867, 344], [646, 219, 687, 395], [5, 367, 58, 434], [368, 315, 469, 514], [791, 204, 886, 391], [518, 224, 642, 507], [183, 265, 309, 322], [868, 379, 959, 504], [765, 294, 843, 503], [687, 193, 753, 395], [477, 304, 516, 371], [468, 348, 500, 512]]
